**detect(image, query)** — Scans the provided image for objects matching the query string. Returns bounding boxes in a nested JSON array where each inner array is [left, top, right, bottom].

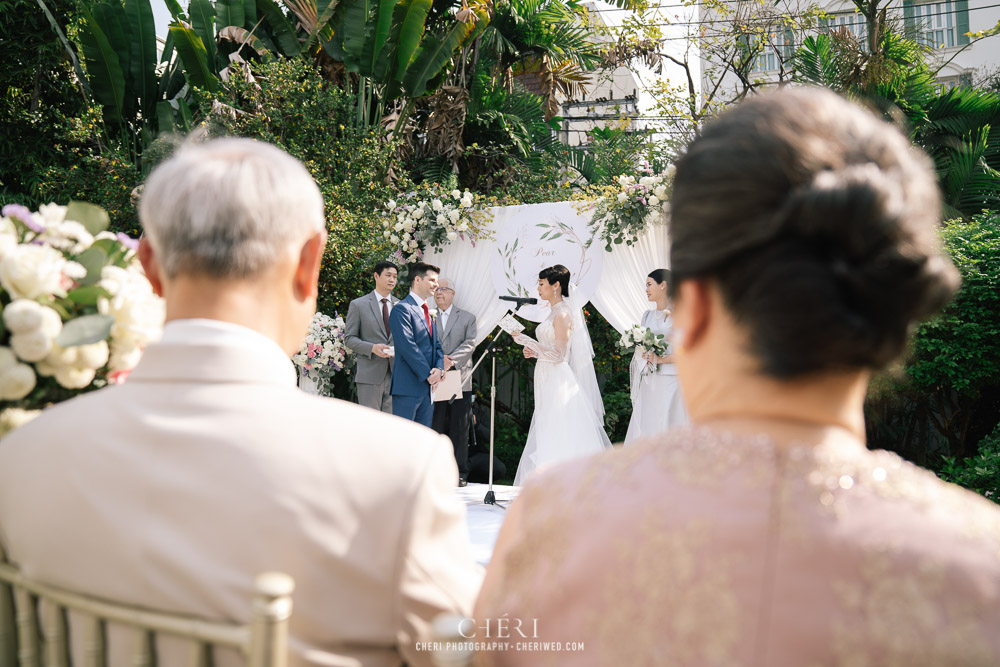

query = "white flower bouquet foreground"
[[292, 312, 354, 396], [618, 324, 670, 377], [0, 202, 164, 436], [381, 186, 491, 263]]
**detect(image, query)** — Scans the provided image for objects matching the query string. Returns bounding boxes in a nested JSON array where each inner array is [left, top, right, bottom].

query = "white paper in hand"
[[498, 314, 525, 336]]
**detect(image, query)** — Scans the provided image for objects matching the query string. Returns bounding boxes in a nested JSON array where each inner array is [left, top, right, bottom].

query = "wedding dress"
[[513, 300, 612, 485]]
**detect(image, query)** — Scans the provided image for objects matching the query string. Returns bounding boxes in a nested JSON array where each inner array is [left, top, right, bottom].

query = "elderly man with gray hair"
[[0, 138, 482, 667]]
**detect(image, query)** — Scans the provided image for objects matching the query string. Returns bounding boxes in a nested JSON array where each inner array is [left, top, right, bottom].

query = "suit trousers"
[[432, 391, 471, 478], [356, 370, 392, 414], [392, 391, 434, 428]]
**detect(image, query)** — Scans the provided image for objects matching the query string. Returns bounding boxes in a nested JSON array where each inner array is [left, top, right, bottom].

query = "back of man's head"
[[139, 138, 324, 280]]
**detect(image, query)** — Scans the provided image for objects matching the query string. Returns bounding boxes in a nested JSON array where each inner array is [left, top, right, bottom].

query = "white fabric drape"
[[423, 203, 671, 345], [588, 219, 672, 334], [425, 227, 509, 347]]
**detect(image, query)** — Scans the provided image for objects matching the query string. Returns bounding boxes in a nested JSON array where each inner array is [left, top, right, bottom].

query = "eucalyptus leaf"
[[77, 246, 109, 286], [66, 201, 111, 235], [57, 314, 115, 347], [67, 286, 112, 307]]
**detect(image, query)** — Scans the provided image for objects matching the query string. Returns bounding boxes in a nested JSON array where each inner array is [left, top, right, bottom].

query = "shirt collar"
[[442, 305, 453, 317], [409, 292, 427, 309], [373, 290, 391, 302]]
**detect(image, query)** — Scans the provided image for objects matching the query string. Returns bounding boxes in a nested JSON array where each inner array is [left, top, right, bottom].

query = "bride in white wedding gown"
[[511, 265, 612, 484]]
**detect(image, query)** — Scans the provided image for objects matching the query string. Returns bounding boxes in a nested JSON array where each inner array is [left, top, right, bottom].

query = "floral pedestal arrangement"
[[292, 312, 354, 397]]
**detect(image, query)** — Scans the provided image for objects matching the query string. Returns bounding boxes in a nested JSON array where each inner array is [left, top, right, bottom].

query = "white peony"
[[617, 193, 628, 204], [10, 331, 52, 362], [448, 210, 461, 223], [0, 244, 66, 299], [459, 198, 472, 209], [648, 195, 659, 207], [44, 220, 94, 253], [654, 186, 668, 200], [402, 221, 414, 233], [431, 199, 443, 212], [639, 176, 656, 187], [446, 232, 458, 241], [77, 340, 110, 369], [3, 299, 44, 334], [436, 214, 447, 225], [54, 365, 95, 389], [618, 175, 635, 187], [457, 222, 468, 232], [394, 222, 404, 232], [390, 234, 400, 244], [63, 261, 87, 280], [413, 208, 424, 219], [0, 363, 36, 400]]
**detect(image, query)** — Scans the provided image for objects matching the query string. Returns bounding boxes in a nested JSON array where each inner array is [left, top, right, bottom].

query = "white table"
[[458, 483, 520, 566]]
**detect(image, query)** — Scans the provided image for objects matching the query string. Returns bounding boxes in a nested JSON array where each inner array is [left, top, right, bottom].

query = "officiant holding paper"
[[432, 277, 478, 486]]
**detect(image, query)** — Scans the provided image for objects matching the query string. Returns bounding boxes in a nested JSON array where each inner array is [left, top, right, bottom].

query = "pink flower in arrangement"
[[107, 369, 132, 384], [307, 350, 316, 358]]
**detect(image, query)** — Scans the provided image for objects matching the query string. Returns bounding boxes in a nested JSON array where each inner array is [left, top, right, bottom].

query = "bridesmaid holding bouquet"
[[624, 269, 688, 444]]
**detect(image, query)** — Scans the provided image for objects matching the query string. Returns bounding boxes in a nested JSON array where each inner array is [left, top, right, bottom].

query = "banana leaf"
[[126, 0, 158, 117], [79, 5, 126, 125]]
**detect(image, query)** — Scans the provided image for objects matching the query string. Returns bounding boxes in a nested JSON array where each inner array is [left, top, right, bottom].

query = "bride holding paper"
[[508, 265, 612, 484]]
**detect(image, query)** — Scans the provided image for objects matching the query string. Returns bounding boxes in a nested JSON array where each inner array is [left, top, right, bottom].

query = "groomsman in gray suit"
[[431, 277, 478, 485], [345, 261, 398, 412]]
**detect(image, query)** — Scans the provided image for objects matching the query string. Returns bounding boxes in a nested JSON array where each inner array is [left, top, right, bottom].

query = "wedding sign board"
[[489, 203, 603, 323]]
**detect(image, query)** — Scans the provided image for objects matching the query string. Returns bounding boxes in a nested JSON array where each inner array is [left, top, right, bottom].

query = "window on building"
[[904, 0, 970, 49], [747, 28, 795, 73], [820, 12, 868, 45]]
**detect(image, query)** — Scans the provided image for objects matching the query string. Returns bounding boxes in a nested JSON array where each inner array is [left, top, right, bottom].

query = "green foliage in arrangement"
[[937, 422, 1000, 505]]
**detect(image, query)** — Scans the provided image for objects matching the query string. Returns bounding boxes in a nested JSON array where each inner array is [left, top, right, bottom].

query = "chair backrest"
[[0, 549, 294, 667]]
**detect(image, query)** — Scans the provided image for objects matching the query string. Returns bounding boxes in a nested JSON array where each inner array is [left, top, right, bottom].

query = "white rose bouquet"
[[291, 312, 354, 396], [381, 186, 491, 263], [617, 324, 670, 377], [589, 163, 675, 251], [0, 202, 165, 432]]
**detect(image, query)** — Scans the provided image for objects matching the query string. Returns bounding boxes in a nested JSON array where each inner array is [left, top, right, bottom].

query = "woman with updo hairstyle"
[[623, 268, 688, 444], [475, 87, 1000, 665]]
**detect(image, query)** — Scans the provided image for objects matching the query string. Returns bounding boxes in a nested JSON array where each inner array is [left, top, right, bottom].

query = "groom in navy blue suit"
[[389, 262, 448, 427]]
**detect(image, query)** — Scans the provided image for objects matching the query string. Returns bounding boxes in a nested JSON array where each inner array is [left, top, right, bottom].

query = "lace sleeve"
[[521, 310, 572, 362]]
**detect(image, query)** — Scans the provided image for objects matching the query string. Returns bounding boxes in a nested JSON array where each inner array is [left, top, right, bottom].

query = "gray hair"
[[139, 138, 325, 279], [438, 276, 457, 292]]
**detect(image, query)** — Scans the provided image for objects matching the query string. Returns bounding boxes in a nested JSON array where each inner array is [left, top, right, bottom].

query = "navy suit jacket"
[[389, 294, 445, 397]]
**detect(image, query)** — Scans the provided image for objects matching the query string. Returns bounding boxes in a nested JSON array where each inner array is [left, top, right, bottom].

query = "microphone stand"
[[469, 300, 530, 507]]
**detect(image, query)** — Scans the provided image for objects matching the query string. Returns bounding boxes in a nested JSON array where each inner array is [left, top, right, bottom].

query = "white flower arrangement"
[[291, 312, 355, 396], [381, 186, 491, 263], [617, 323, 670, 377], [0, 202, 165, 432], [589, 164, 675, 251]]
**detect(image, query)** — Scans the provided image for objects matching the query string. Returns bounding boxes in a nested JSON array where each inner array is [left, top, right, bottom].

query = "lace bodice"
[[524, 301, 573, 363]]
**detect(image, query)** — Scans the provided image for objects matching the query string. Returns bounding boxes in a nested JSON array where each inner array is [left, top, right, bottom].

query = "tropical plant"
[[793, 28, 1000, 218], [936, 421, 1000, 505]]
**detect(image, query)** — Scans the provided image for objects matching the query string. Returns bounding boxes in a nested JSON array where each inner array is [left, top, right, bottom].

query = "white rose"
[[617, 193, 628, 204], [383, 230, 391, 238], [402, 221, 414, 232], [618, 175, 635, 187], [54, 365, 95, 389], [654, 186, 668, 200], [0, 363, 36, 400], [50, 221, 94, 252], [63, 261, 87, 280], [387, 199, 397, 210], [45, 341, 79, 367], [413, 208, 424, 219], [0, 244, 66, 299], [447, 232, 458, 241], [397, 213, 406, 223], [436, 214, 447, 225], [3, 299, 44, 334], [95, 231, 118, 242], [10, 331, 52, 362], [394, 222, 404, 232], [109, 343, 143, 372], [78, 340, 110, 369], [0, 347, 17, 373], [0, 407, 42, 438], [451, 190, 461, 200], [38, 203, 67, 226], [38, 306, 61, 338], [639, 176, 655, 187], [457, 222, 468, 232], [648, 195, 659, 207], [459, 198, 471, 209], [99, 265, 130, 296], [431, 199, 443, 212], [390, 234, 400, 244], [0, 218, 17, 261], [448, 210, 460, 223], [665, 165, 676, 178]]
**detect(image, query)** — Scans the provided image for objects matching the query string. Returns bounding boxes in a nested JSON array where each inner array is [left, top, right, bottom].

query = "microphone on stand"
[[499, 295, 538, 305]]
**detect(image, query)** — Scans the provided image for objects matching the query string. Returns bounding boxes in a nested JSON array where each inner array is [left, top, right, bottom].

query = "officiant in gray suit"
[[345, 261, 399, 413], [432, 277, 477, 485]]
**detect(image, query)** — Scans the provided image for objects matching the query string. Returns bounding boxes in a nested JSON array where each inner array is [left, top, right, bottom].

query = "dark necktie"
[[381, 298, 390, 337], [422, 302, 431, 330]]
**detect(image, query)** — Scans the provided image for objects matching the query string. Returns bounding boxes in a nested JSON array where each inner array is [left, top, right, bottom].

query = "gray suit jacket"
[[345, 292, 397, 385], [437, 307, 477, 392]]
